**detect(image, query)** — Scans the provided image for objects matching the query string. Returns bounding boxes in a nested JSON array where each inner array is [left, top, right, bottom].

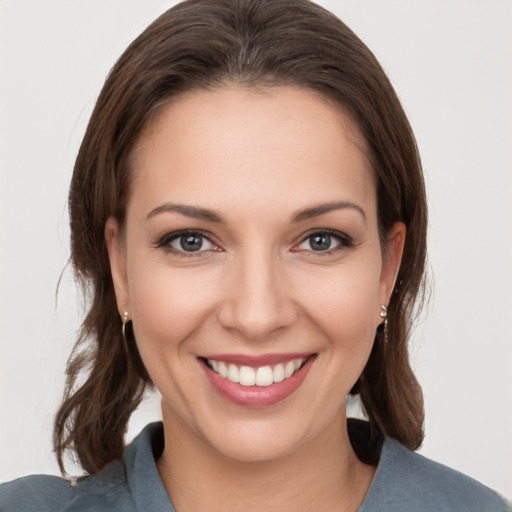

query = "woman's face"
[[106, 86, 404, 462]]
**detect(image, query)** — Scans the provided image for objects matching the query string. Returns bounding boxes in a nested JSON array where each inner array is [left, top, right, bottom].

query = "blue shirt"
[[0, 422, 509, 511]]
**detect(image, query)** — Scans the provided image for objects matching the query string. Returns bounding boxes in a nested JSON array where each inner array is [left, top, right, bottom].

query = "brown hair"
[[55, 0, 427, 474]]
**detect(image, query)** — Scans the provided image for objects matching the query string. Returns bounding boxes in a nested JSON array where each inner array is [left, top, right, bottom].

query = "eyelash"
[[293, 229, 354, 256], [154, 230, 219, 258], [154, 229, 354, 257]]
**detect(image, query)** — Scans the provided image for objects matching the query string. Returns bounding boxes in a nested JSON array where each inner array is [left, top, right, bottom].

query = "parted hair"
[[55, 0, 427, 474]]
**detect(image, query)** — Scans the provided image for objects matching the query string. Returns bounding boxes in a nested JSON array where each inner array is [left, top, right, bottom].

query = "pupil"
[[310, 234, 331, 251], [180, 235, 202, 251]]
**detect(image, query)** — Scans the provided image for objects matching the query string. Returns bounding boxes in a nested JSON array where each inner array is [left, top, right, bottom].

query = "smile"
[[201, 353, 316, 407], [206, 358, 306, 387]]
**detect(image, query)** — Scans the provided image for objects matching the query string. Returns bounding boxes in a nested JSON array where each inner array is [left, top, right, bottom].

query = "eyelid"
[[154, 229, 220, 254], [153, 228, 353, 256], [292, 229, 354, 253]]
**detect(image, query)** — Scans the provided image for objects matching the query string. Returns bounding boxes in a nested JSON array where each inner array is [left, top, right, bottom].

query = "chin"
[[202, 421, 308, 463], [193, 397, 347, 464]]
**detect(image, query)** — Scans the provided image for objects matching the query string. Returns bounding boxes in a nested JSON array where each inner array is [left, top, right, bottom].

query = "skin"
[[106, 86, 405, 512]]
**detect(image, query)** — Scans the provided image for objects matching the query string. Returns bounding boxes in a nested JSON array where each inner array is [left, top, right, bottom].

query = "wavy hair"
[[55, 0, 427, 474]]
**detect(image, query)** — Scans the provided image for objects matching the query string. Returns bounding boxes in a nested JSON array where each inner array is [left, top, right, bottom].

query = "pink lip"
[[200, 354, 316, 407], [201, 352, 311, 367]]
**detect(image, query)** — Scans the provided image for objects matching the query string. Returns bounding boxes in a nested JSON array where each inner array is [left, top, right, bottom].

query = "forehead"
[[129, 86, 376, 221]]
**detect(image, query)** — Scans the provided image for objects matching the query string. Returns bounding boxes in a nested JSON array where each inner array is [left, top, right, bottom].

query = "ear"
[[105, 216, 129, 316], [379, 221, 406, 306]]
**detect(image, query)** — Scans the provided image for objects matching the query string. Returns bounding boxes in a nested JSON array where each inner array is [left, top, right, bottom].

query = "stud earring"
[[379, 304, 388, 319]]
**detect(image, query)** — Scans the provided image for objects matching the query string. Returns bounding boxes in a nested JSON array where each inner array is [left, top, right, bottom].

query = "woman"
[[0, 0, 509, 510]]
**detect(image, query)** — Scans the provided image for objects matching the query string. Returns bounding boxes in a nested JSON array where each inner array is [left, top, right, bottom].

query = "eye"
[[294, 230, 352, 253], [156, 230, 218, 254]]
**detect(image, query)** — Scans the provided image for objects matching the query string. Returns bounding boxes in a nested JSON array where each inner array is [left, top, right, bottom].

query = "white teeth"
[[255, 366, 274, 387], [208, 358, 306, 386], [227, 364, 240, 383], [218, 361, 228, 378], [284, 361, 295, 378], [239, 366, 256, 386], [273, 363, 285, 383]]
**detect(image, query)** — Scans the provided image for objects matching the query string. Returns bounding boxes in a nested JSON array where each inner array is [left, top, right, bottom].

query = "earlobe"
[[379, 221, 406, 304], [105, 216, 129, 315]]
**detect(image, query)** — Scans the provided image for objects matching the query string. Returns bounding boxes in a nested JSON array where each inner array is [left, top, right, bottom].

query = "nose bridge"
[[218, 244, 295, 340]]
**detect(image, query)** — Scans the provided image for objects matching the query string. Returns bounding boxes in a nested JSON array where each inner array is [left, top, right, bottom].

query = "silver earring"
[[379, 304, 388, 319]]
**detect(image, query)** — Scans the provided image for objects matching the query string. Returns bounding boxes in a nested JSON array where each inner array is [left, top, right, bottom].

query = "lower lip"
[[201, 356, 315, 407]]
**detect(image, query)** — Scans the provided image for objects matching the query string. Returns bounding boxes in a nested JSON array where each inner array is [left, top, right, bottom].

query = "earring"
[[379, 304, 388, 343], [122, 307, 129, 340]]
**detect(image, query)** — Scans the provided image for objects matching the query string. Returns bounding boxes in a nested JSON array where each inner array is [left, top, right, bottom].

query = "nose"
[[217, 249, 298, 341]]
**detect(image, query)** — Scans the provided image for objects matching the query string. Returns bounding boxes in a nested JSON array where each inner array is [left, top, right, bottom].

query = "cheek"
[[127, 259, 222, 354], [297, 258, 382, 349]]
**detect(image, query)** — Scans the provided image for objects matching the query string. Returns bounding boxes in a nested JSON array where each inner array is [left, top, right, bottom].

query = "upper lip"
[[200, 352, 314, 367]]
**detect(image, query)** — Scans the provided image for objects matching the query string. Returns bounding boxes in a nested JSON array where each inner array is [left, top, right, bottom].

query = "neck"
[[156, 408, 376, 512]]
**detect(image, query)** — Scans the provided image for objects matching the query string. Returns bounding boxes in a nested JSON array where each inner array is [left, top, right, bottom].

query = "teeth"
[[255, 366, 274, 387], [284, 361, 295, 378], [208, 358, 306, 386], [273, 363, 285, 383], [239, 366, 256, 386], [227, 364, 240, 383], [218, 361, 228, 378]]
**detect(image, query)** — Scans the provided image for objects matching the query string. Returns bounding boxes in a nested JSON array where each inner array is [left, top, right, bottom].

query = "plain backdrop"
[[1, 0, 511, 500]]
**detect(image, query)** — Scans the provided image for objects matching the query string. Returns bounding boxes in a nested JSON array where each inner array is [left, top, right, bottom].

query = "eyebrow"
[[292, 201, 366, 224], [146, 200, 366, 224], [146, 203, 225, 223]]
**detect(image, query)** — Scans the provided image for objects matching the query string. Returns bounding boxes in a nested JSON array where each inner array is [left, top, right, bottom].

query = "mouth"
[[199, 353, 316, 407], [205, 357, 306, 387]]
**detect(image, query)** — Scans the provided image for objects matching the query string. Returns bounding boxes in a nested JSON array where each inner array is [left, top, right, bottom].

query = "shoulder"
[[0, 459, 134, 512], [0, 474, 75, 512], [360, 437, 510, 512], [0, 423, 167, 512]]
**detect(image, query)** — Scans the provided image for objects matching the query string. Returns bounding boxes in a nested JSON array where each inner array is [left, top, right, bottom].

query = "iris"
[[309, 234, 331, 251], [180, 234, 203, 251]]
